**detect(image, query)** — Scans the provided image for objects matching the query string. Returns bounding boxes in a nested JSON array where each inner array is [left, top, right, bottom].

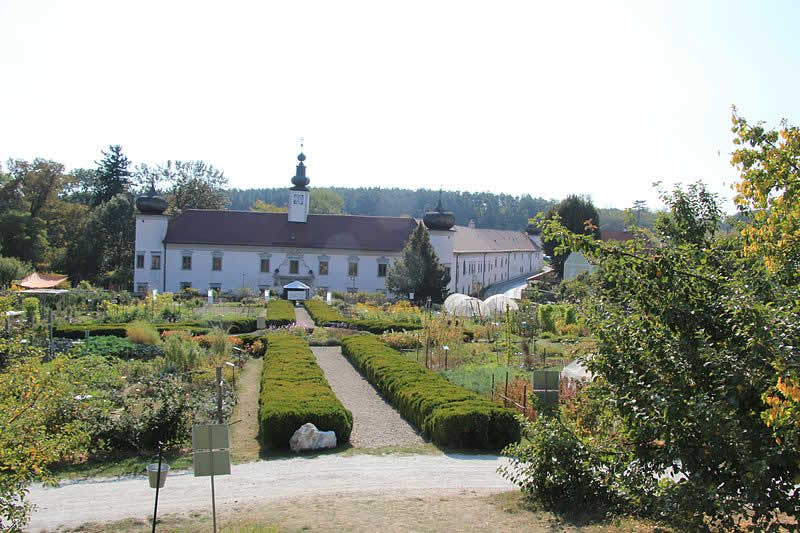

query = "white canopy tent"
[[483, 294, 519, 315]]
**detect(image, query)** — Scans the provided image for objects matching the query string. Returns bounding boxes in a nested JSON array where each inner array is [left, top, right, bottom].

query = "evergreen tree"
[[93, 145, 131, 205], [385, 223, 450, 303], [542, 194, 600, 277]]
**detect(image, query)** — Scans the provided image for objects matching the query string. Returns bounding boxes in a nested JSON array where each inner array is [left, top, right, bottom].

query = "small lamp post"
[[443, 345, 449, 370], [226, 361, 236, 389]]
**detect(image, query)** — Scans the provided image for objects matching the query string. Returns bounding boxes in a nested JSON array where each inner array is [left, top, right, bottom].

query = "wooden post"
[[48, 309, 53, 360], [444, 350, 448, 370], [523, 384, 527, 418], [216, 367, 223, 424], [504, 371, 509, 407], [491, 373, 495, 401]]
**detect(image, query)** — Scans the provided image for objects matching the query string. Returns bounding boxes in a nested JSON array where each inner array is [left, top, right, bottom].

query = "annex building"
[[133, 153, 543, 297]]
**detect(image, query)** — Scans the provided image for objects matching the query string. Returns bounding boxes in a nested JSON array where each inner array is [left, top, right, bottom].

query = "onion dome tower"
[[423, 191, 456, 231], [136, 180, 167, 215], [291, 151, 310, 191], [288, 149, 310, 223]]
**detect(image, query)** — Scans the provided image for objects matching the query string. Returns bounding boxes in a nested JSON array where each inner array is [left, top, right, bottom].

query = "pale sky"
[[2, 0, 799, 210]]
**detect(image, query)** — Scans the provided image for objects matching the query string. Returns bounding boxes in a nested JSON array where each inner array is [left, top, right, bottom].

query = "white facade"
[[133, 153, 542, 298], [133, 214, 168, 295], [450, 249, 542, 296], [134, 239, 398, 295]]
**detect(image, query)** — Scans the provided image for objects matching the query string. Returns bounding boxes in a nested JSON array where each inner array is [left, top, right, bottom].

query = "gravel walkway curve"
[[26, 454, 513, 531], [312, 346, 425, 448]]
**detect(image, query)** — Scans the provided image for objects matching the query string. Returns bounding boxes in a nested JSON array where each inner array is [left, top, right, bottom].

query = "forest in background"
[[232, 187, 656, 232]]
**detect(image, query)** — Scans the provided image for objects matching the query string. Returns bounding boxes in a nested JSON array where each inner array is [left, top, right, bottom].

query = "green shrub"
[[163, 334, 205, 373], [22, 297, 39, 324], [54, 323, 210, 339], [341, 336, 520, 450], [126, 321, 161, 345], [304, 301, 422, 333], [348, 319, 423, 334], [202, 315, 258, 333], [72, 336, 164, 360], [265, 299, 295, 326], [537, 305, 557, 334], [498, 416, 624, 512], [303, 300, 346, 324], [259, 335, 352, 449]]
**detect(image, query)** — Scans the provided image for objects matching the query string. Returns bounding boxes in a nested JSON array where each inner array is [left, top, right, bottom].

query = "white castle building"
[[133, 152, 543, 297]]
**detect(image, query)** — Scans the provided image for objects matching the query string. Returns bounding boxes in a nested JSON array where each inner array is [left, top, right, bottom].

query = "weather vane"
[[299, 137, 304, 152]]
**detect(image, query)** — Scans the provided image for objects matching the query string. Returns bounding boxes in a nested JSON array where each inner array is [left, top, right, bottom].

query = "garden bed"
[[303, 300, 421, 334], [340, 335, 520, 450], [259, 334, 353, 449]]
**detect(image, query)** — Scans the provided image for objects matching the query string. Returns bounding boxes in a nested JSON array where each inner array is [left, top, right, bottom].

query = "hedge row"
[[259, 334, 352, 449], [303, 300, 345, 323], [264, 299, 296, 326], [53, 313, 273, 339], [341, 336, 520, 450], [303, 300, 422, 334]]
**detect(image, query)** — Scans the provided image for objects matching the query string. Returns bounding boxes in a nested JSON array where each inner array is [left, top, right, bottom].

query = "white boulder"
[[289, 423, 337, 452]]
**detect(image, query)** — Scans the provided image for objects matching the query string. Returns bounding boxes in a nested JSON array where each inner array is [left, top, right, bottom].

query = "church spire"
[[291, 144, 310, 191]]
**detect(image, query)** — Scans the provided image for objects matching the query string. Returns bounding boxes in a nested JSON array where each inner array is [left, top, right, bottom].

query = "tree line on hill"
[[231, 186, 656, 232]]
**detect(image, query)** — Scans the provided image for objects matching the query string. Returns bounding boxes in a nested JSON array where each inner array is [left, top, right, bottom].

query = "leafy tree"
[[309, 188, 344, 214], [0, 339, 89, 529], [61, 168, 98, 205], [385, 223, 450, 303], [4, 159, 70, 217], [654, 182, 722, 247], [541, 195, 600, 276], [66, 194, 135, 288], [0, 256, 31, 289], [250, 199, 287, 213], [0, 211, 49, 265], [92, 145, 131, 206], [731, 111, 800, 462], [136, 160, 228, 213], [509, 183, 800, 530]]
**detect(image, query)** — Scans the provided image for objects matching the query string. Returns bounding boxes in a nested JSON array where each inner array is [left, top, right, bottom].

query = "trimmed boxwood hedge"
[[303, 300, 422, 334], [341, 335, 520, 450], [303, 300, 346, 324], [264, 299, 296, 327], [53, 323, 210, 339], [259, 334, 352, 449]]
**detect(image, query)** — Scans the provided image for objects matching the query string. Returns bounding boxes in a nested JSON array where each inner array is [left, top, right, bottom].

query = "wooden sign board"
[[193, 450, 231, 477], [192, 424, 230, 451]]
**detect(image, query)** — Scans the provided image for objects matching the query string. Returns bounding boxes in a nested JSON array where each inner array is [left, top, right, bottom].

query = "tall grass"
[[125, 321, 161, 345]]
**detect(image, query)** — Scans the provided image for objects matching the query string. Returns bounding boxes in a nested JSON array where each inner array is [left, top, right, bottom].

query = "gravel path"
[[229, 357, 263, 462], [312, 346, 425, 448], [294, 306, 315, 328], [27, 454, 513, 531]]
